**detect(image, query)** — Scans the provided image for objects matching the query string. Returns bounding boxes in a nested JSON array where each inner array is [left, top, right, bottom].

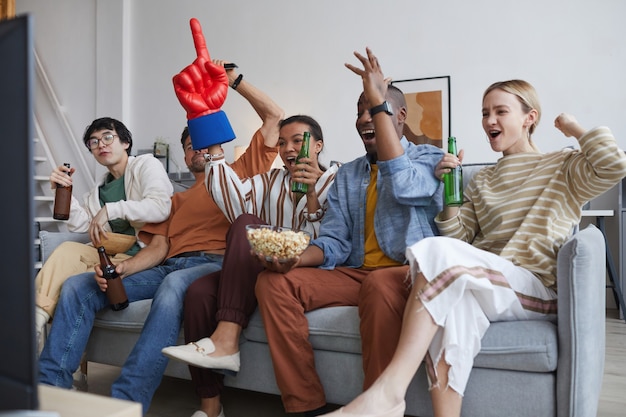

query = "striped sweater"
[[207, 160, 339, 238], [436, 126, 626, 289]]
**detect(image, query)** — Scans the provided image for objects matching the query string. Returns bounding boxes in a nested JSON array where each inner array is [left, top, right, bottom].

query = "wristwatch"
[[369, 101, 393, 117]]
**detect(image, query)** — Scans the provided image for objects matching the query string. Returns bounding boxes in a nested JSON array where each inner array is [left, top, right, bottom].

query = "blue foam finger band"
[[188, 111, 236, 150]]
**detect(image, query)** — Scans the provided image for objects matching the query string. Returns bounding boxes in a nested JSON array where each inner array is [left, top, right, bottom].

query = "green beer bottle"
[[291, 131, 310, 193], [443, 136, 463, 206]]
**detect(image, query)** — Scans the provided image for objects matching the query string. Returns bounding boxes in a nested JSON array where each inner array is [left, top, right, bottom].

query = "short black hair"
[[82, 117, 132, 155], [180, 126, 190, 149]]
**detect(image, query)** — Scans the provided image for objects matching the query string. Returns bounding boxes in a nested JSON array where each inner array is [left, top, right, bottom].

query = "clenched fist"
[[554, 113, 585, 139]]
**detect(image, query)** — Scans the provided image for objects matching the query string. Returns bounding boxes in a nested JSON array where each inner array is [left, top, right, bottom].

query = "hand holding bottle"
[[443, 137, 464, 207], [291, 132, 324, 194], [435, 149, 464, 180], [52, 163, 74, 220], [96, 247, 129, 311], [94, 259, 127, 292], [49, 163, 75, 189], [292, 132, 311, 193], [436, 144, 465, 220], [292, 156, 324, 195]]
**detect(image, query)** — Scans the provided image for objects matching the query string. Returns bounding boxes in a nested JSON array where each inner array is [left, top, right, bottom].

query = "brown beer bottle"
[[98, 246, 129, 311], [52, 163, 72, 220]]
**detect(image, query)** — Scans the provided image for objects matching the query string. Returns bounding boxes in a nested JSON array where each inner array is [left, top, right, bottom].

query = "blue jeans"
[[39, 254, 223, 414]]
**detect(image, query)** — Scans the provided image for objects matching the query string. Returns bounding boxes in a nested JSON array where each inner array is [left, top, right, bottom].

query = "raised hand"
[[173, 18, 229, 120], [345, 47, 391, 106], [554, 113, 585, 139], [172, 18, 236, 149]]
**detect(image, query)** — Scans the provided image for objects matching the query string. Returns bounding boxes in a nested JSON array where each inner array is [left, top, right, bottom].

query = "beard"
[[187, 154, 207, 173]]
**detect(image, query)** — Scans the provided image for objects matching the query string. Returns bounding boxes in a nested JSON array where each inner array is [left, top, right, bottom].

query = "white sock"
[[35, 306, 50, 338]]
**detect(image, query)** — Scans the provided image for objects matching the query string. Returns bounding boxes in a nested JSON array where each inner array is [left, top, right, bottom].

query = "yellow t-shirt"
[[363, 164, 403, 269]]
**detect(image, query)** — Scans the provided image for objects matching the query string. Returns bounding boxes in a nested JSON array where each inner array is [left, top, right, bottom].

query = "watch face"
[[382, 101, 393, 115], [370, 101, 393, 116]]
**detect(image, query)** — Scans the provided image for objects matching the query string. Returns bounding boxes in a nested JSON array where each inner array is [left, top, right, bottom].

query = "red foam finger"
[[173, 72, 194, 91], [190, 18, 210, 61]]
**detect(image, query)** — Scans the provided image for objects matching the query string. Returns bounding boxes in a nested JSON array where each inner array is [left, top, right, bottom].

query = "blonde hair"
[[483, 80, 541, 151]]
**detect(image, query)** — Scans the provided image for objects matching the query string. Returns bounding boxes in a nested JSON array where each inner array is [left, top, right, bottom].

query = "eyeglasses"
[[86, 133, 117, 150]]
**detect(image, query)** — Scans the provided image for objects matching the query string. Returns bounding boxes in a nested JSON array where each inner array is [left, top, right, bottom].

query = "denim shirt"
[[312, 137, 444, 268]]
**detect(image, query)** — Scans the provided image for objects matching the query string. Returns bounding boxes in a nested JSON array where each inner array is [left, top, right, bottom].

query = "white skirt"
[[405, 236, 557, 395]]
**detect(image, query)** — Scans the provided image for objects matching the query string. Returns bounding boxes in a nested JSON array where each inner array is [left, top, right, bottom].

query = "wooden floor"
[[86, 309, 626, 416], [599, 309, 626, 417]]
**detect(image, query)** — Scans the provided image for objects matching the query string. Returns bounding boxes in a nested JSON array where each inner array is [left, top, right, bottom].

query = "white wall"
[[17, 0, 626, 175]]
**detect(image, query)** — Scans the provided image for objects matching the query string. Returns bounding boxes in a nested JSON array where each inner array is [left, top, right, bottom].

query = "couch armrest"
[[556, 224, 606, 417], [39, 230, 90, 264]]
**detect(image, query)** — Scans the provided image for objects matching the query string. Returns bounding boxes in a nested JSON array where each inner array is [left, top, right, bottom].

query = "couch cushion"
[[477, 320, 558, 372], [244, 306, 558, 373], [244, 306, 363, 354], [39, 230, 91, 263], [94, 300, 557, 374], [94, 299, 152, 330]]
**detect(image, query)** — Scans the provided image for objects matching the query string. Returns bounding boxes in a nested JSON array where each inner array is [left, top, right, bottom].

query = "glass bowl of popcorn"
[[245, 224, 311, 262]]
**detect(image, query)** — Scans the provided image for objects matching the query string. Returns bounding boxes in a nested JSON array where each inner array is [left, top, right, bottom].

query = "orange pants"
[[255, 265, 410, 413]]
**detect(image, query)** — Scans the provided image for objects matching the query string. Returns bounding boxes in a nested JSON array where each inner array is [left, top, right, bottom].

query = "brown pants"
[[183, 213, 266, 399], [255, 264, 410, 413]]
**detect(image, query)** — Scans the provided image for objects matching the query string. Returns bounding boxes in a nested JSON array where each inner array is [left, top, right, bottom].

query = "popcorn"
[[246, 226, 311, 260]]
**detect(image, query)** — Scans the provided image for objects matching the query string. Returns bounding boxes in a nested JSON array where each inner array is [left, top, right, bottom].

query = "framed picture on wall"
[[391, 76, 451, 149]]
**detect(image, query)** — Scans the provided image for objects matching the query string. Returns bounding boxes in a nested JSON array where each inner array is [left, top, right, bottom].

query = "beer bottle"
[[52, 163, 72, 220], [98, 246, 129, 311], [443, 137, 463, 207], [291, 131, 310, 193]]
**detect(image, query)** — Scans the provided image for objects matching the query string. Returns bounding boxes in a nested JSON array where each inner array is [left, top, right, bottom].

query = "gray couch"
[[38, 163, 607, 417]]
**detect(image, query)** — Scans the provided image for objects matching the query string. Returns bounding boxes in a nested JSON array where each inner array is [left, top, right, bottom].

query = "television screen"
[[0, 13, 37, 411]]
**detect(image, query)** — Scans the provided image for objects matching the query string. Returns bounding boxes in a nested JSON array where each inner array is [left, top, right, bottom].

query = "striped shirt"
[[207, 160, 339, 238], [436, 126, 626, 288]]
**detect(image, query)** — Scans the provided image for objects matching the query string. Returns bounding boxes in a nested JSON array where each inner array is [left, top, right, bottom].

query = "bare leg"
[[199, 395, 223, 417], [430, 353, 462, 417], [206, 321, 241, 357], [327, 272, 440, 416]]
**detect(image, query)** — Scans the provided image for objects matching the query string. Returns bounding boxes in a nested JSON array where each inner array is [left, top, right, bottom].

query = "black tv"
[[0, 14, 38, 411]]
